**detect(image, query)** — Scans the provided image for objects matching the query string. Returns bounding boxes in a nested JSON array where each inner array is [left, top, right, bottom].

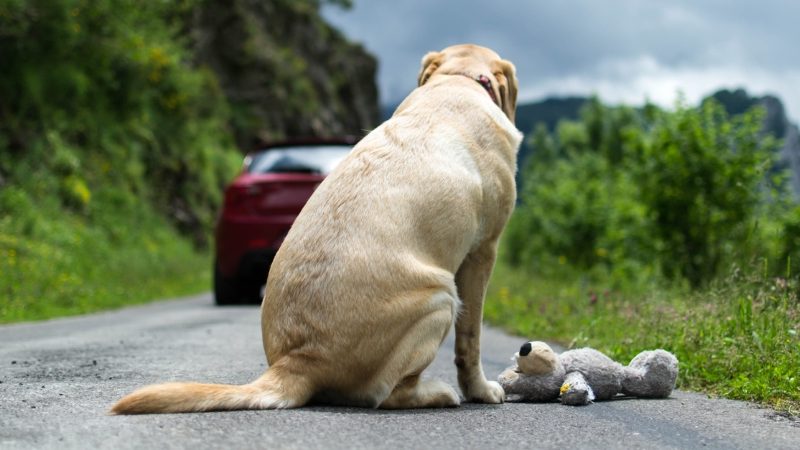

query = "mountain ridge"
[[510, 89, 800, 194]]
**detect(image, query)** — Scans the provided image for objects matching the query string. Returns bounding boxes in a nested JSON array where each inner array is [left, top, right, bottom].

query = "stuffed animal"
[[497, 341, 678, 405]]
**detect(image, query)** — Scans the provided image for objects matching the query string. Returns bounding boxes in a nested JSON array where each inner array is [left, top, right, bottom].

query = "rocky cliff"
[[189, 0, 379, 150], [710, 89, 800, 195]]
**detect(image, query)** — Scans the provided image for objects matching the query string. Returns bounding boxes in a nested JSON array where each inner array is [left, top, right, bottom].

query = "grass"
[[485, 259, 800, 416], [0, 185, 212, 324]]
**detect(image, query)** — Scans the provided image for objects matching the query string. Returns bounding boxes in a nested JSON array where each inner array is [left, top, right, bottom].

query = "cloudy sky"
[[322, 0, 800, 120]]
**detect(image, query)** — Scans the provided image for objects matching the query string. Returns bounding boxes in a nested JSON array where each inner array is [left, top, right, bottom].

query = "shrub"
[[507, 97, 784, 287]]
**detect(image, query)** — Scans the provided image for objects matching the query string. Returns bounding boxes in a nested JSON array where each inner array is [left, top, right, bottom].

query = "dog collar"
[[475, 74, 499, 105]]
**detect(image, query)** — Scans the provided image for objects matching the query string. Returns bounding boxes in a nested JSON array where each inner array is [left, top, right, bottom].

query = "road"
[[1, 293, 798, 449]]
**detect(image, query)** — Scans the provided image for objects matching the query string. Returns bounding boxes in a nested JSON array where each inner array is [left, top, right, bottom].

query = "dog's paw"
[[465, 380, 505, 404], [432, 381, 462, 408]]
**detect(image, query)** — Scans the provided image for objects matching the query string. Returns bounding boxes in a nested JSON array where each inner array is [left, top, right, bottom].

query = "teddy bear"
[[497, 341, 679, 405]]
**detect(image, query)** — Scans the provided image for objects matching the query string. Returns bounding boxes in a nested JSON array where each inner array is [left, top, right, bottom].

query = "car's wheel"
[[214, 265, 241, 306], [240, 280, 263, 305]]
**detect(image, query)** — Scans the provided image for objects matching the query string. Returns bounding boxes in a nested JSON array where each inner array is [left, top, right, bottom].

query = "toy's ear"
[[517, 341, 558, 375]]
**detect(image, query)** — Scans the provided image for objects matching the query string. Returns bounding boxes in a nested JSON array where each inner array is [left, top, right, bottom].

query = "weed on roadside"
[[485, 261, 800, 416]]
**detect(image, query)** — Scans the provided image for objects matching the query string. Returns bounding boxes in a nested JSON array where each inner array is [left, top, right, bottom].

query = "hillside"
[[0, 0, 379, 322], [192, 0, 379, 150]]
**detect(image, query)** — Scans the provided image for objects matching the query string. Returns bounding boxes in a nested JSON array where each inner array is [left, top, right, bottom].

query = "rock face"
[[781, 122, 800, 195], [760, 95, 800, 195], [710, 89, 800, 196], [189, 0, 380, 150]]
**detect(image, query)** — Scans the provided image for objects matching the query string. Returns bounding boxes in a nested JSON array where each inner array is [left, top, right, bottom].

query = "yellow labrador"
[[112, 44, 522, 413]]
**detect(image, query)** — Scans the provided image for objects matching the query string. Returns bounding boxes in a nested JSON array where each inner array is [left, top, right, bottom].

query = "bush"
[[507, 96, 785, 287], [636, 100, 775, 286]]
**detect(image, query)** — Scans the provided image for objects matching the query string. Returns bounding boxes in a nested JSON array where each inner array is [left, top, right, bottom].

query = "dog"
[[111, 44, 522, 413]]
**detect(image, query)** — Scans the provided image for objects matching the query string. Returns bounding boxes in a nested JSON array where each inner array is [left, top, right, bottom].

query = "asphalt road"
[[1, 293, 799, 449]]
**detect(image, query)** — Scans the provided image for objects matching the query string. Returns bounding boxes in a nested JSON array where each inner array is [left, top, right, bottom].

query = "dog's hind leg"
[[377, 294, 460, 409], [379, 375, 460, 409]]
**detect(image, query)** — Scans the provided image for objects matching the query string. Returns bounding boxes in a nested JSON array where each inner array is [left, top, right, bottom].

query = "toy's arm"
[[560, 371, 595, 406], [497, 366, 522, 395]]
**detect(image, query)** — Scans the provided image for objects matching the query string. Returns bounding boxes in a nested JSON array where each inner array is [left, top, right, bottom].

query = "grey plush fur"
[[498, 341, 679, 406], [560, 371, 594, 405]]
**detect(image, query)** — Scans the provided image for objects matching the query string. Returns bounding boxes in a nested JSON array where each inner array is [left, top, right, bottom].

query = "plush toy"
[[497, 341, 678, 405]]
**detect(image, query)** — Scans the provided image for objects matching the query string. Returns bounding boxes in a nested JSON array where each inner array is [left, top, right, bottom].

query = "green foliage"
[[0, 0, 241, 321], [0, 0, 241, 245], [0, 0, 377, 323], [485, 261, 800, 416], [638, 100, 774, 285], [0, 185, 210, 323], [507, 96, 784, 287]]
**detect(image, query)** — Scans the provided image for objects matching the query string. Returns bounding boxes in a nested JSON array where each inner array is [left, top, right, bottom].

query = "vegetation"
[[490, 96, 800, 415], [0, 0, 240, 322], [193, 0, 377, 149], [505, 97, 789, 287], [485, 260, 799, 415], [0, 0, 374, 322], [0, 198, 211, 323], [0, 0, 242, 241]]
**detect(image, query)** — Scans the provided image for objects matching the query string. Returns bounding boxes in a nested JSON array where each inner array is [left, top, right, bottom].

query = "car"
[[213, 138, 358, 305]]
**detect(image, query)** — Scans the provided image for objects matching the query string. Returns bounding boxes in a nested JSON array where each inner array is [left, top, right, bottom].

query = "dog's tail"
[[110, 363, 314, 415]]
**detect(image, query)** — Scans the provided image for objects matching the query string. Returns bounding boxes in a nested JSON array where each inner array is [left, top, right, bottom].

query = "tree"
[[637, 99, 775, 286]]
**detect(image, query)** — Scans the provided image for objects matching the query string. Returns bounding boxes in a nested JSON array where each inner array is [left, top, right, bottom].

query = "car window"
[[247, 145, 352, 175]]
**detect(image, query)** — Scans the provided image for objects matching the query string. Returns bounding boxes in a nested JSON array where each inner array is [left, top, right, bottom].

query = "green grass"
[[0, 186, 212, 324], [485, 260, 800, 416]]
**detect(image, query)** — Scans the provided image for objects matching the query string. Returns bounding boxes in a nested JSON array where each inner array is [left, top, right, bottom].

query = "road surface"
[[1, 293, 798, 449]]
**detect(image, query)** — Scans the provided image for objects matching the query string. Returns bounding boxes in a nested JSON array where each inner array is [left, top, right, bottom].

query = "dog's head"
[[417, 44, 518, 122]]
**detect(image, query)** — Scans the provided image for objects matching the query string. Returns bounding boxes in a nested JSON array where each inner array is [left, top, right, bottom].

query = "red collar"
[[475, 74, 498, 105]]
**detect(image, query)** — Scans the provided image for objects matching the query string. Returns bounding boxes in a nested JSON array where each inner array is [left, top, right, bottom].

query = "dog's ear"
[[495, 60, 518, 122], [418, 51, 442, 86]]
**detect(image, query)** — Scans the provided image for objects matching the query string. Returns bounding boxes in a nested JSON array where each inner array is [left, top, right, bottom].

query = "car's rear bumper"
[[214, 214, 294, 278]]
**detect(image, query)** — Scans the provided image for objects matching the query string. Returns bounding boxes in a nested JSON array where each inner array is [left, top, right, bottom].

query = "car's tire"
[[214, 265, 241, 306], [240, 280, 263, 305]]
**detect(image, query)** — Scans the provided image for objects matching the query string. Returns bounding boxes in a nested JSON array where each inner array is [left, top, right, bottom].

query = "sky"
[[322, 0, 800, 120]]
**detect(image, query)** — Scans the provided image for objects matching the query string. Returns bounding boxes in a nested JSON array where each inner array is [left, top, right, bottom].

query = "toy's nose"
[[519, 342, 532, 356]]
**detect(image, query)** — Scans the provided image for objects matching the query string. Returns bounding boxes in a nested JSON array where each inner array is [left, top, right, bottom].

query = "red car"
[[213, 138, 358, 305]]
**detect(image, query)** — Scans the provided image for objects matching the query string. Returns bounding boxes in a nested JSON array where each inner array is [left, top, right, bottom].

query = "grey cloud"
[[323, 0, 800, 117]]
